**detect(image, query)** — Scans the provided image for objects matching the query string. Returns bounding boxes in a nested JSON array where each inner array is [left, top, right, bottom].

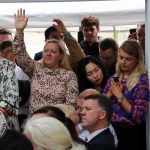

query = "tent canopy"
[[0, 0, 145, 29]]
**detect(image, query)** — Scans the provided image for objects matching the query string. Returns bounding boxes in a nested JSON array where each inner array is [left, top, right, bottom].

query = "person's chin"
[[94, 79, 101, 85], [81, 119, 88, 125], [87, 40, 93, 44], [81, 122, 88, 128], [44, 62, 53, 68]]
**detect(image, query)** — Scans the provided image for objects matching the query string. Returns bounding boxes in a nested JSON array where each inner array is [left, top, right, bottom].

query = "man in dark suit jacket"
[[80, 94, 116, 150]]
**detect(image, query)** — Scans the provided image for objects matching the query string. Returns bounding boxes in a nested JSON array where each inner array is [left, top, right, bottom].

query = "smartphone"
[[113, 77, 119, 83], [129, 28, 136, 34]]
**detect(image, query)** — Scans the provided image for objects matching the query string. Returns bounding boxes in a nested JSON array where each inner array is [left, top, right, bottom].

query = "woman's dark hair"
[[0, 129, 33, 150], [33, 106, 84, 144], [44, 26, 57, 40], [77, 55, 108, 93], [33, 106, 66, 123]]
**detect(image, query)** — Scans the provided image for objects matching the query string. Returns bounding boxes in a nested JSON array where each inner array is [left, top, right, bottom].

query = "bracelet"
[[117, 96, 124, 103], [64, 32, 72, 39]]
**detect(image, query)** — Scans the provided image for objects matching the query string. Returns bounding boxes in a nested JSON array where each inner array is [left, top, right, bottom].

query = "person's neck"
[[123, 69, 136, 79], [87, 37, 99, 45], [87, 40, 95, 46], [88, 121, 109, 133]]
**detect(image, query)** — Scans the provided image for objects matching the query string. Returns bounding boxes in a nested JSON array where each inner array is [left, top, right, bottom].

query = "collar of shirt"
[[87, 127, 108, 142]]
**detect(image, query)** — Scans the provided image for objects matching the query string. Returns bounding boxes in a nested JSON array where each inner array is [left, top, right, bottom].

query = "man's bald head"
[[78, 88, 99, 99]]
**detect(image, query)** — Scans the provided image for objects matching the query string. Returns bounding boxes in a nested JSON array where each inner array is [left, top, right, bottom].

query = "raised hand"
[[14, 8, 28, 34], [53, 19, 67, 34]]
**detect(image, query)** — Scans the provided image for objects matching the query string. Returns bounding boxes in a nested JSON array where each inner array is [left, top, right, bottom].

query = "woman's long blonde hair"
[[38, 39, 71, 70], [115, 40, 146, 90]]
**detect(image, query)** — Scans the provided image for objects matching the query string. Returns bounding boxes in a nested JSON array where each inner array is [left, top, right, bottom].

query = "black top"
[[87, 128, 116, 150], [34, 51, 43, 61], [80, 40, 100, 58]]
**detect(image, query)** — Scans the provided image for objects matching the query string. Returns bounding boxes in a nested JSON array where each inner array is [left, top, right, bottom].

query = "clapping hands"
[[110, 80, 123, 99]]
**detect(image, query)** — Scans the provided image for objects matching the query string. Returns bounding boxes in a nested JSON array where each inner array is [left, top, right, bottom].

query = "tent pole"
[[113, 26, 118, 43], [145, 0, 149, 150]]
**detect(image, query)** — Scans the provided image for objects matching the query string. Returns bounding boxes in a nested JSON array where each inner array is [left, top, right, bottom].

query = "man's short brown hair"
[[81, 16, 99, 29], [0, 28, 12, 35]]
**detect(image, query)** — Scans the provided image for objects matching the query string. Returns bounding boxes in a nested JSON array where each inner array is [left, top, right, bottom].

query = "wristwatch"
[[64, 32, 72, 39], [118, 96, 124, 103]]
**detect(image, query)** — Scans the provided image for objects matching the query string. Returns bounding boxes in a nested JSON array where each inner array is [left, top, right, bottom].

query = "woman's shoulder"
[[52, 69, 77, 83], [139, 73, 149, 81]]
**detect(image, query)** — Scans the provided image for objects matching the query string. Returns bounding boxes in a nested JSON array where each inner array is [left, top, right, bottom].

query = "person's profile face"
[[76, 98, 85, 115], [137, 26, 145, 50], [0, 46, 16, 62]]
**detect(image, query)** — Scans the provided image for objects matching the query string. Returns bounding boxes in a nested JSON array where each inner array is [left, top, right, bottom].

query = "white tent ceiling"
[[0, 0, 145, 28]]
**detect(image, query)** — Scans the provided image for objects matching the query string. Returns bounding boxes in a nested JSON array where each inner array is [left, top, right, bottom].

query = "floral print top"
[[103, 73, 149, 125], [13, 35, 79, 115], [0, 58, 19, 115]]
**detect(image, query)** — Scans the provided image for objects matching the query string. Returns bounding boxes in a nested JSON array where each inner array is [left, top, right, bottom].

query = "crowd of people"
[[0, 8, 148, 150]]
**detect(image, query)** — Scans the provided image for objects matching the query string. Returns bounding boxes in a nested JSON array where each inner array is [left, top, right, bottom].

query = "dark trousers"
[[112, 122, 146, 150]]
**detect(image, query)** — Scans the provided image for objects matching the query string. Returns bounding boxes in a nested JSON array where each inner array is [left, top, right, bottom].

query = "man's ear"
[[99, 111, 106, 120], [0, 51, 5, 58]]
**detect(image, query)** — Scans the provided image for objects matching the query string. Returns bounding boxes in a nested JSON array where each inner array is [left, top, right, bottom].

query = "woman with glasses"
[[103, 40, 149, 150], [77, 55, 108, 93]]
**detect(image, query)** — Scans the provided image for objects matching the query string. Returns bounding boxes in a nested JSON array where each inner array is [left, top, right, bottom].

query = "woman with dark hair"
[[77, 55, 108, 93]]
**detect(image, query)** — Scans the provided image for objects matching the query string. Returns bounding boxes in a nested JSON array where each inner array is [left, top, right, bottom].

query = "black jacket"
[[87, 128, 116, 150]]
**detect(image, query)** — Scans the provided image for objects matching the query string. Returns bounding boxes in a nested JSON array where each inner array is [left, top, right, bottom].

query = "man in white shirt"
[[80, 92, 116, 150]]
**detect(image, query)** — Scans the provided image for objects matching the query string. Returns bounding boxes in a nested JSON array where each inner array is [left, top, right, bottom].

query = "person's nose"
[[47, 50, 52, 55], [121, 58, 126, 64], [93, 72, 98, 79], [80, 108, 86, 116], [87, 30, 92, 34]]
